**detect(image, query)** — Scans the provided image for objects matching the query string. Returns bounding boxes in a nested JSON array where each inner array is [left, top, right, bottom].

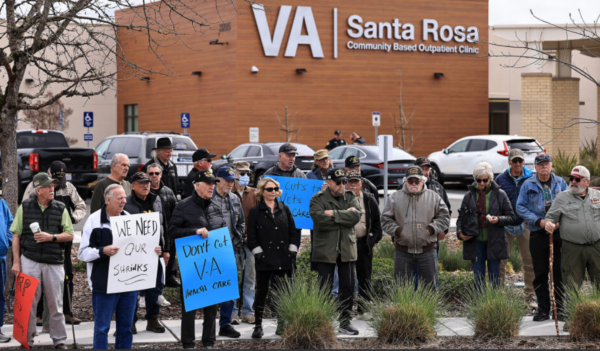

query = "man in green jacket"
[[310, 168, 362, 336]]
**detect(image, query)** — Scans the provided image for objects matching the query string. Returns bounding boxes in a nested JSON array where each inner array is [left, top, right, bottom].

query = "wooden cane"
[[549, 230, 559, 337]]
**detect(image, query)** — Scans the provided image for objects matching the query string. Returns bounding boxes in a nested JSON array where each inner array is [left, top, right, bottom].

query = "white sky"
[[490, 0, 600, 25]]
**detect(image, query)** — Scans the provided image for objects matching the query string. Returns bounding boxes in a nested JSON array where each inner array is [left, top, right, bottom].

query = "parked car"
[[0, 130, 98, 202], [428, 135, 545, 184], [327, 145, 416, 189], [95, 132, 198, 192], [211, 142, 315, 185]]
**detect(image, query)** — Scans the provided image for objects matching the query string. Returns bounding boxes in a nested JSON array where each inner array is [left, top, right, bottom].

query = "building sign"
[[253, 4, 480, 58]]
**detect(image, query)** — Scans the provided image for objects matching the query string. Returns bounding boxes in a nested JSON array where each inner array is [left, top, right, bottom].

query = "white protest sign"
[[107, 212, 161, 294]]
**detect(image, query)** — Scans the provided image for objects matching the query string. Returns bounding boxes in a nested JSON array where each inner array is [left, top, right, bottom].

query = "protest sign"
[[176, 227, 239, 312], [269, 176, 324, 230], [13, 273, 39, 349], [107, 212, 161, 294]]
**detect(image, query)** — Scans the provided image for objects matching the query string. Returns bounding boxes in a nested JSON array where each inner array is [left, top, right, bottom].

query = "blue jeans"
[[413, 240, 440, 290], [0, 260, 5, 332], [134, 262, 164, 323], [472, 240, 501, 291], [232, 246, 255, 317], [92, 291, 137, 349], [219, 300, 235, 328]]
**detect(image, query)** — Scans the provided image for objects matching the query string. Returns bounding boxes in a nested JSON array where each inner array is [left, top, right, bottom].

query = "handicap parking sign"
[[181, 113, 190, 128], [84, 112, 94, 127]]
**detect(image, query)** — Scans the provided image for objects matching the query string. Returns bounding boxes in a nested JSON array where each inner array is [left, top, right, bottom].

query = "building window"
[[125, 104, 138, 132], [489, 99, 509, 134]]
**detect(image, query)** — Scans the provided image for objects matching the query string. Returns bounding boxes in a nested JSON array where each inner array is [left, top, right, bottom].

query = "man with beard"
[[545, 166, 600, 288], [344, 156, 378, 197], [516, 154, 568, 322], [381, 166, 450, 289]]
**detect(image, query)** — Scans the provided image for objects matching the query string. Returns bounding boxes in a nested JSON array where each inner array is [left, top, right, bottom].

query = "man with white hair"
[[545, 165, 600, 288], [91, 153, 132, 213], [381, 166, 450, 289], [142, 137, 179, 196], [10, 173, 74, 349], [516, 154, 568, 322]]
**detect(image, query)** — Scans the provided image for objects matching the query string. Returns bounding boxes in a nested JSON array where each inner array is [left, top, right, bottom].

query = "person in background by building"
[[344, 156, 378, 196], [310, 168, 362, 335], [545, 166, 600, 288], [10, 173, 74, 349], [325, 130, 346, 151], [247, 177, 297, 338], [91, 154, 132, 213], [0, 197, 13, 343], [381, 166, 450, 289], [142, 137, 179, 196], [307, 149, 333, 181], [264, 143, 306, 250], [516, 154, 568, 322], [231, 162, 257, 324], [123, 172, 168, 334], [213, 167, 245, 335], [24, 161, 86, 327], [168, 169, 220, 349], [457, 162, 514, 291], [495, 149, 536, 308], [345, 170, 382, 317], [182, 148, 217, 199], [349, 133, 366, 145], [148, 163, 179, 300]]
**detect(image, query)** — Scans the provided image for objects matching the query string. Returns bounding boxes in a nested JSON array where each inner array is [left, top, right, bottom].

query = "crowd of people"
[[0, 135, 597, 349]]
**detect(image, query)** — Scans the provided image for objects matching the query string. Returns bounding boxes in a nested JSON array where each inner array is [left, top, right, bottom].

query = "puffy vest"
[[20, 197, 66, 264]]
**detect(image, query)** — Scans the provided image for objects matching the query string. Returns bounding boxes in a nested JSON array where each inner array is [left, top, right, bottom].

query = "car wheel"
[[431, 164, 443, 185]]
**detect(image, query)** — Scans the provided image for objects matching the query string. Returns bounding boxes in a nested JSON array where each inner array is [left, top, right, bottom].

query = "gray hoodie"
[[381, 183, 450, 254]]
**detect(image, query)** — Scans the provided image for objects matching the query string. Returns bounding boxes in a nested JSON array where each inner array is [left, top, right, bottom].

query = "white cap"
[[570, 165, 591, 179]]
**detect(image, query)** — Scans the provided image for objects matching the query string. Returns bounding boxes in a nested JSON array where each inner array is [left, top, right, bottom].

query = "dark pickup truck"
[[0, 130, 98, 202]]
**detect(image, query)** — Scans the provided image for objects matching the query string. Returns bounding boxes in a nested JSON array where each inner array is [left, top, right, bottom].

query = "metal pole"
[[87, 127, 90, 148], [375, 126, 378, 144], [184, 128, 187, 135], [383, 135, 388, 206]]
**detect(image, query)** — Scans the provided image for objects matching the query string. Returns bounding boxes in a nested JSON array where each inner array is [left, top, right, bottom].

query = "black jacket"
[[181, 168, 200, 200], [361, 177, 378, 197], [151, 182, 178, 225], [169, 191, 221, 240], [247, 200, 296, 272], [142, 158, 179, 195], [357, 191, 383, 253], [123, 193, 168, 252], [457, 181, 515, 261]]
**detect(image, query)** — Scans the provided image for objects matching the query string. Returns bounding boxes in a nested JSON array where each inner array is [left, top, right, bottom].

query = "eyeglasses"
[[476, 178, 489, 183], [264, 187, 280, 192], [148, 172, 161, 176], [202, 158, 212, 163], [569, 176, 582, 183], [407, 178, 421, 185], [336, 180, 348, 186], [238, 172, 250, 176], [511, 159, 524, 164]]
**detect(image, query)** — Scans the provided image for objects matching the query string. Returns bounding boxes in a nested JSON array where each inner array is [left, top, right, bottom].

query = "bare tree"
[[276, 107, 300, 142], [21, 92, 78, 145], [391, 72, 420, 152]]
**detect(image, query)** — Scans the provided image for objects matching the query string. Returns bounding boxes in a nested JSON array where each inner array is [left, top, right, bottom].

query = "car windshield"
[[506, 139, 543, 153], [267, 143, 314, 156], [17, 132, 68, 148], [361, 146, 415, 160]]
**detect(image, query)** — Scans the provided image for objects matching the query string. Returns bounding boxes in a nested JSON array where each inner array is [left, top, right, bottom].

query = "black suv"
[[95, 132, 197, 192]]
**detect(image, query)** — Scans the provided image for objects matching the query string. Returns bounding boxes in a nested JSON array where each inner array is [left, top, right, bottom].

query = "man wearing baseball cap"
[[310, 168, 362, 335], [381, 166, 450, 289], [182, 148, 217, 199], [545, 166, 600, 290], [168, 169, 222, 349], [142, 137, 179, 196], [10, 172, 74, 349], [344, 156, 378, 196], [325, 130, 346, 151], [495, 149, 536, 308], [124, 172, 168, 334], [307, 149, 333, 181], [516, 153, 568, 322]]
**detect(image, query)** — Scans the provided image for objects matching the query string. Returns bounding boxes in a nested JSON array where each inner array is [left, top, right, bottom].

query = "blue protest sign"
[[269, 176, 324, 230], [176, 227, 239, 312], [83, 112, 94, 127], [181, 113, 190, 128]]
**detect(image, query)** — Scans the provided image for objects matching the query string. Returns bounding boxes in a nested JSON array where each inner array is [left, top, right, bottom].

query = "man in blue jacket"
[[0, 198, 13, 343], [495, 149, 536, 308], [516, 154, 568, 322]]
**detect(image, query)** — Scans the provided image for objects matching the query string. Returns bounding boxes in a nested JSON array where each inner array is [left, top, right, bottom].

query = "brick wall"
[[552, 78, 580, 158]]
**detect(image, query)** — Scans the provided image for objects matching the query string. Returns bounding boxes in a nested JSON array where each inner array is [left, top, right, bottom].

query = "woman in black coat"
[[457, 162, 515, 290], [246, 177, 297, 339]]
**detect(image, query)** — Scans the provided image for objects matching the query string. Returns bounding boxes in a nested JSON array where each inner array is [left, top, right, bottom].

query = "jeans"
[[232, 246, 255, 317], [472, 240, 501, 291], [394, 249, 438, 289], [134, 261, 164, 323], [530, 229, 563, 314], [219, 300, 235, 328], [413, 240, 440, 290], [92, 291, 137, 349], [316, 256, 355, 325], [0, 260, 5, 331]]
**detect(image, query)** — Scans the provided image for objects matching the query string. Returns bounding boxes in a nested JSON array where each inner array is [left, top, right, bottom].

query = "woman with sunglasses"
[[246, 177, 297, 339], [457, 161, 515, 290]]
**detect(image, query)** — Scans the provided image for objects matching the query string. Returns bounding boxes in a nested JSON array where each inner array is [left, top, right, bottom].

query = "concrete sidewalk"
[[0, 317, 568, 348]]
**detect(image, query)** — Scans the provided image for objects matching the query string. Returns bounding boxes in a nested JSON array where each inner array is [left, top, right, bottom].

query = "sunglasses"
[[568, 176, 582, 183], [476, 178, 489, 183], [264, 187, 280, 192], [511, 159, 524, 164], [148, 172, 161, 176], [238, 172, 250, 176], [202, 158, 212, 163], [336, 180, 348, 186], [407, 178, 421, 185]]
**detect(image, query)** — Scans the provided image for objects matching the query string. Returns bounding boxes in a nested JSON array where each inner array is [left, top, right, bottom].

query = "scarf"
[[477, 185, 492, 228]]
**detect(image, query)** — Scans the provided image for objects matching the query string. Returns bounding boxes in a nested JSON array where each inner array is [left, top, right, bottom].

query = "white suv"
[[428, 135, 545, 184]]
